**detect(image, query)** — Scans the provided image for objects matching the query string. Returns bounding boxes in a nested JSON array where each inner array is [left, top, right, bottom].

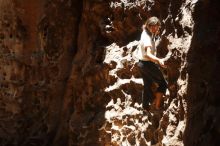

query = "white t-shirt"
[[135, 30, 156, 61]]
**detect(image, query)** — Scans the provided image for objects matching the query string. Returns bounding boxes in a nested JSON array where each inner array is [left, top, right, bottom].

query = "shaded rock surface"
[[184, 0, 220, 146], [0, 0, 219, 146]]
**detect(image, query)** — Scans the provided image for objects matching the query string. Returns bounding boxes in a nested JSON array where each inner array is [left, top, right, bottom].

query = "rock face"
[[0, 0, 82, 145], [184, 0, 220, 146], [0, 0, 219, 146]]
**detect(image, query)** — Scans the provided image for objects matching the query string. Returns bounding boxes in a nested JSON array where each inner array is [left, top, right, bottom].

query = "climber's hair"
[[142, 16, 161, 30]]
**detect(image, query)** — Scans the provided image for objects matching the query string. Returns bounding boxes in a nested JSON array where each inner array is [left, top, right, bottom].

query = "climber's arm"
[[144, 46, 166, 67]]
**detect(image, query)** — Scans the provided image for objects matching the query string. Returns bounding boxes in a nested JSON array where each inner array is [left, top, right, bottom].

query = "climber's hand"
[[158, 59, 167, 68]]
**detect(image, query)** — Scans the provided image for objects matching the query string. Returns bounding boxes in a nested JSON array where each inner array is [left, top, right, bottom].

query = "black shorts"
[[138, 60, 167, 93]]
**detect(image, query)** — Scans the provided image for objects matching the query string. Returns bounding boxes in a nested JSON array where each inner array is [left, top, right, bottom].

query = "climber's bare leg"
[[154, 92, 163, 110]]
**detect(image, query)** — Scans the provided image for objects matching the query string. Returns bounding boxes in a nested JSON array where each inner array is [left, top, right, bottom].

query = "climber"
[[136, 16, 168, 111]]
